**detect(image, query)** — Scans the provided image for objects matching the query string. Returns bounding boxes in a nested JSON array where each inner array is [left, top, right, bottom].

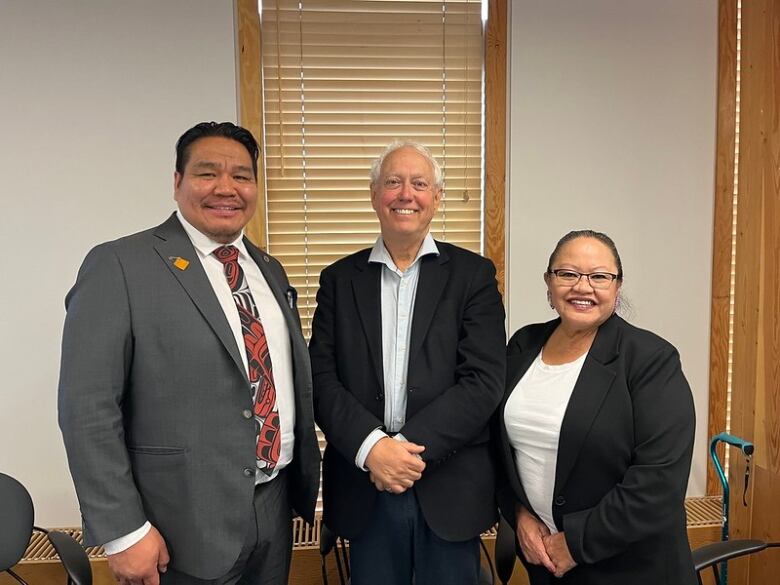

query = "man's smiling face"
[[174, 136, 257, 243], [371, 146, 441, 245]]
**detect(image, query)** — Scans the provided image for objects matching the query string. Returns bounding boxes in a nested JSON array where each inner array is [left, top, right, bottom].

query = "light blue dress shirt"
[[354, 234, 440, 470]]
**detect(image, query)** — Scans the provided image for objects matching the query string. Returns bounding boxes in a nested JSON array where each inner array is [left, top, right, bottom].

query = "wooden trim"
[[237, 0, 507, 268], [706, 0, 737, 495], [727, 1, 780, 582], [236, 0, 268, 249], [484, 0, 507, 296]]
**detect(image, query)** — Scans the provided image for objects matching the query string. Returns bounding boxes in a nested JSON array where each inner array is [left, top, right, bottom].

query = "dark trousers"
[[349, 489, 480, 585], [161, 470, 292, 585]]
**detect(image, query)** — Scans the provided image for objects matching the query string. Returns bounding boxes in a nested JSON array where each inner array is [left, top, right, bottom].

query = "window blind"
[[260, 0, 485, 337]]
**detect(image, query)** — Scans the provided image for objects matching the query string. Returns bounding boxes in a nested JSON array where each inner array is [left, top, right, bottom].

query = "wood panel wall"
[[723, 0, 780, 583]]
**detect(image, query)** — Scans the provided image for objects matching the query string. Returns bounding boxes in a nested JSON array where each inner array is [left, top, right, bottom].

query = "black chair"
[[493, 516, 780, 585], [0, 473, 34, 585], [45, 530, 92, 585], [494, 516, 517, 585], [478, 536, 496, 585], [320, 523, 349, 585], [0, 472, 92, 585], [693, 538, 780, 585]]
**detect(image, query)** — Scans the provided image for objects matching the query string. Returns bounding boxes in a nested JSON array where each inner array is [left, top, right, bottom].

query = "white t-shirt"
[[503, 350, 587, 533]]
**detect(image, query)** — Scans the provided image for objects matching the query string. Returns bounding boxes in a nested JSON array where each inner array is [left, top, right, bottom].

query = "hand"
[[543, 532, 577, 578], [107, 526, 170, 585], [515, 505, 556, 573], [365, 437, 425, 493]]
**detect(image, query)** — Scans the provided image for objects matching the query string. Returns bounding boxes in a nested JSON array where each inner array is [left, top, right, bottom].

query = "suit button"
[[554, 495, 566, 506], [243, 467, 255, 478], [242, 409, 253, 419]]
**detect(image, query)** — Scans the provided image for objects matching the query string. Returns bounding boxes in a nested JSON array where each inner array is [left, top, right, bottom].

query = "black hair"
[[175, 121, 259, 179], [546, 229, 624, 280]]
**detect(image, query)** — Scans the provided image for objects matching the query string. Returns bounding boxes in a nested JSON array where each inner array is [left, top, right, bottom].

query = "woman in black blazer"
[[496, 230, 697, 585]]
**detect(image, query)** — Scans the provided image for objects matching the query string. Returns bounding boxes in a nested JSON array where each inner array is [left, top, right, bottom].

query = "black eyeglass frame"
[[547, 269, 620, 288]]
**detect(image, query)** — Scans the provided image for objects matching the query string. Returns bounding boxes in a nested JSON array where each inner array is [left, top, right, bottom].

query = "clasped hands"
[[365, 436, 425, 494], [515, 505, 577, 578]]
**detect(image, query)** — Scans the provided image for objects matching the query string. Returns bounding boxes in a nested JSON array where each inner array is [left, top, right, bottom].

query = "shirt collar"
[[175, 210, 248, 258], [368, 232, 439, 272]]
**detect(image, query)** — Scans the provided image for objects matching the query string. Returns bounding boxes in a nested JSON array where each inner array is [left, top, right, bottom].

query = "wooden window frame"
[[235, 0, 507, 295]]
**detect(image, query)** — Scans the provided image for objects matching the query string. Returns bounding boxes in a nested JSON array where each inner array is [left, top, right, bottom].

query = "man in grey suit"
[[58, 122, 320, 585]]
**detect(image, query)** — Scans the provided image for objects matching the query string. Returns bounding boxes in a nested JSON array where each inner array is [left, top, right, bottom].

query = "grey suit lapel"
[[408, 248, 449, 364], [152, 214, 247, 383], [554, 315, 621, 492], [244, 239, 295, 329], [352, 258, 384, 394]]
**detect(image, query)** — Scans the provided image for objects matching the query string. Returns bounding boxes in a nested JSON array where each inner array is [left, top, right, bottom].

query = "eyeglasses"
[[548, 269, 619, 289]]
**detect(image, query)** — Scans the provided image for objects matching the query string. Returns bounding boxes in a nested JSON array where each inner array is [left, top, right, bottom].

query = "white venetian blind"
[[260, 0, 485, 336]]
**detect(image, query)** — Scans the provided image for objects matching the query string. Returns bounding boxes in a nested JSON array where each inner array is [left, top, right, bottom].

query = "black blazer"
[[495, 315, 696, 585], [309, 241, 506, 541]]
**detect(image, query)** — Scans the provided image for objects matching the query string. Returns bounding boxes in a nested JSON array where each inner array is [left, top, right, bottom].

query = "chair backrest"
[[47, 531, 93, 585], [319, 524, 338, 557], [0, 472, 34, 571], [494, 515, 517, 585], [319, 523, 348, 585]]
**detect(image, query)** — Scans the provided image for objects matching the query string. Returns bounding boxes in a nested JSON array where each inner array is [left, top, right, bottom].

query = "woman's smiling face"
[[545, 237, 622, 333]]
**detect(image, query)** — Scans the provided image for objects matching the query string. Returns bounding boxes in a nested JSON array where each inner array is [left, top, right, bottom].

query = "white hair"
[[369, 140, 443, 188]]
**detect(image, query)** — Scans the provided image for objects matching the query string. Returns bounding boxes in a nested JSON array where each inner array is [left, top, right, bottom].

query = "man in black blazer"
[[309, 141, 506, 585], [58, 122, 319, 585]]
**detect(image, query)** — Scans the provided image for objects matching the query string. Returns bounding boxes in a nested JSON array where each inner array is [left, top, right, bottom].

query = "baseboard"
[[3, 498, 723, 585]]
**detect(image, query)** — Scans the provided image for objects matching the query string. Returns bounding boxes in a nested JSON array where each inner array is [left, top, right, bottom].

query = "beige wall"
[[506, 0, 718, 496], [0, 0, 718, 529], [0, 0, 238, 525]]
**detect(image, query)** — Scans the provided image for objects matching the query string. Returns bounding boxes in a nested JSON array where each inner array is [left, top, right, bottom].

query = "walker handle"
[[710, 432, 754, 456]]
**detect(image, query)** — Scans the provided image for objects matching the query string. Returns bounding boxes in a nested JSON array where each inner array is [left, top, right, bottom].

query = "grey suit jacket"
[[58, 214, 320, 579]]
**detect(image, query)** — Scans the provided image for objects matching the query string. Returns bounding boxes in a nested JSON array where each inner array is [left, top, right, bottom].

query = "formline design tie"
[[213, 245, 280, 475]]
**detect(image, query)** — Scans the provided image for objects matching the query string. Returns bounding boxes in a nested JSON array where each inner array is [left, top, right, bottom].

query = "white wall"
[[0, 0, 718, 528], [506, 0, 717, 495], [0, 0, 238, 525]]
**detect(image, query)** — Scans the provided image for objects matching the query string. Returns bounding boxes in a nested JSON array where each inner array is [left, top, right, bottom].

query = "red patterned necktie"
[[213, 245, 280, 475]]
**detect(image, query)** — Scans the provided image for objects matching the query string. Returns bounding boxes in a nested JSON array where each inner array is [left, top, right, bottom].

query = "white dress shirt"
[[104, 212, 296, 554], [503, 350, 587, 533], [354, 234, 439, 470]]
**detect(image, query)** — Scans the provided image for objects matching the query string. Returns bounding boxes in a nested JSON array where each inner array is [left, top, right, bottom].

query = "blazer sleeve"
[[57, 244, 147, 545], [493, 411, 520, 528], [493, 328, 534, 527], [562, 343, 695, 565], [309, 266, 386, 462], [399, 258, 506, 462]]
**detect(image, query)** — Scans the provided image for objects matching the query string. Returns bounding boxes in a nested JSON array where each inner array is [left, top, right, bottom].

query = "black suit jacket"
[[309, 241, 506, 541], [495, 315, 696, 585], [58, 214, 320, 579]]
